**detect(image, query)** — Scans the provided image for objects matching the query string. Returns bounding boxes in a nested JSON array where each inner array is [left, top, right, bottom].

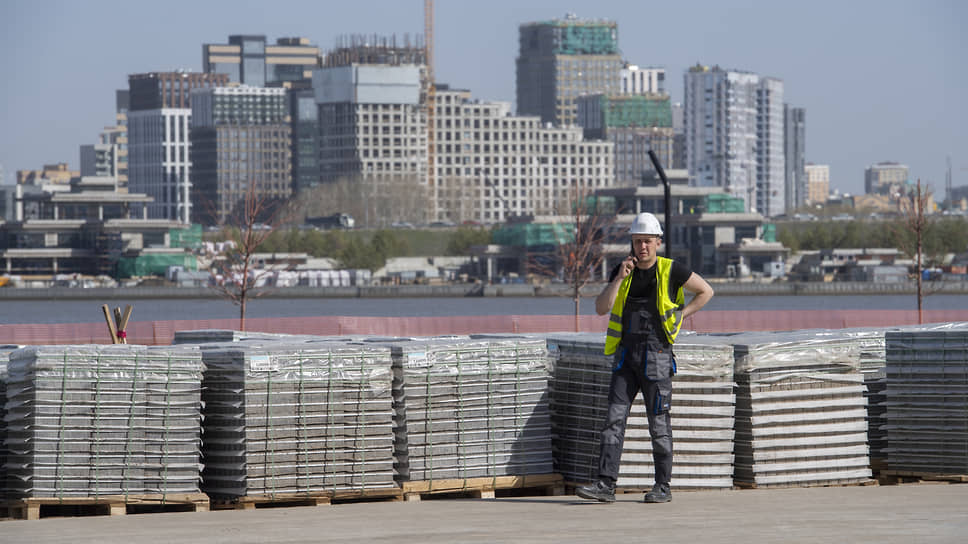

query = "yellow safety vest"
[[604, 256, 685, 355]]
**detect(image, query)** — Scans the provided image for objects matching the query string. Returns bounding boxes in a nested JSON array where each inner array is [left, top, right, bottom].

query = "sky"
[[1, 0, 965, 197]]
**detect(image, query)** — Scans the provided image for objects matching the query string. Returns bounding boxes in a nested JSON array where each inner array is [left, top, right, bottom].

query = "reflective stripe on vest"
[[603, 256, 685, 355]]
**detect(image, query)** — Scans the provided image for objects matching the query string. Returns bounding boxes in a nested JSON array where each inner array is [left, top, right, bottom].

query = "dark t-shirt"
[[608, 260, 692, 300]]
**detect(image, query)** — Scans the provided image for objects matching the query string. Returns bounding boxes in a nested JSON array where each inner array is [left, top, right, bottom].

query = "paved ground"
[[4, 484, 968, 543]]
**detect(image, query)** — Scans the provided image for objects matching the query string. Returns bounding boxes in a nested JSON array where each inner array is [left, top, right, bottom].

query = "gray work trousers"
[[598, 356, 673, 485]]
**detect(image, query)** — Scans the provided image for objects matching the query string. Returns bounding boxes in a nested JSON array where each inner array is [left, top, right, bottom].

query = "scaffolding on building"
[[601, 95, 672, 128], [169, 224, 203, 249], [493, 223, 575, 248], [324, 34, 427, 67], [546, 19, 618, 55], [117, 253, 198, 278], [704, 193, 746, 214]]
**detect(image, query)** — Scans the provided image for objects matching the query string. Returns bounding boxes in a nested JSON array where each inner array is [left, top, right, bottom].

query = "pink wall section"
[[2, 310, 968, 346]]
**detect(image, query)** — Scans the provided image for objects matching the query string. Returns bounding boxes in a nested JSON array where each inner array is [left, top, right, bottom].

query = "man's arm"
[[595, 256, 635, 315], [680, 272, 714, 320]]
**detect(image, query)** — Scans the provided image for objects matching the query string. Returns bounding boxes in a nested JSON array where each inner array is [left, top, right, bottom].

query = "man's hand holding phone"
[[619, 252, 637, 280]]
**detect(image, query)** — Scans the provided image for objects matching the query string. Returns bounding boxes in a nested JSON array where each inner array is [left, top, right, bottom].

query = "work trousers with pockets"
[[597, 357, 673, 485]]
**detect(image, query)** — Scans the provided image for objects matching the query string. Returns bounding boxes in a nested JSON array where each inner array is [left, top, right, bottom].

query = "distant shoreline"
[[1, 281, 966, 300]]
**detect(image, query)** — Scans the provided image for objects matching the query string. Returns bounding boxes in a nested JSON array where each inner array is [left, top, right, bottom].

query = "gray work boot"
[[576, 480, 615, 503], [643, 482, 671, 503]]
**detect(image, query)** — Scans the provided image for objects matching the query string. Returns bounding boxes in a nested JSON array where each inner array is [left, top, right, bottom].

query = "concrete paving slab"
[[3, 485, 968, 543]]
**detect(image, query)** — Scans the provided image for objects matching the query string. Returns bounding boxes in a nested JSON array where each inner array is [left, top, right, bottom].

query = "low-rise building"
[[466, 169, 787, 282], [788, 248, 905, 282], [0, 175, 193, 281]]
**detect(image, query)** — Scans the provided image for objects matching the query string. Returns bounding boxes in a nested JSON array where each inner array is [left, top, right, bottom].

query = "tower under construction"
[[516, 15, 622, 127]]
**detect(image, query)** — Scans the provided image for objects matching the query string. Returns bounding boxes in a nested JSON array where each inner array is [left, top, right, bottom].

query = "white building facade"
[[127, 108, 193, 223], [433, 88, 614, 224], [684, 65, 786, 217], [621, 64, 665, 95], [756, 77, 786, 217]]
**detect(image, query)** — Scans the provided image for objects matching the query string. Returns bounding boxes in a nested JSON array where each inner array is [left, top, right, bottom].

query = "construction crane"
[[425, 0, 436, 218]]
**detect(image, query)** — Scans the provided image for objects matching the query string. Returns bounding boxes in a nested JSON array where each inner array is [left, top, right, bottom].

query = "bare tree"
[[203, 183, 295, 331], [895, 178, 932, 324], [531, 186, 617, 331]]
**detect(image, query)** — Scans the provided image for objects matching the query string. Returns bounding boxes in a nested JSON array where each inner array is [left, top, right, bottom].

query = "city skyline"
[[1, 0, 964, 199]]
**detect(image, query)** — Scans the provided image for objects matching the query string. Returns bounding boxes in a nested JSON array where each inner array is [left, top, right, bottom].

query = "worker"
[[576, 211, 714, 504]]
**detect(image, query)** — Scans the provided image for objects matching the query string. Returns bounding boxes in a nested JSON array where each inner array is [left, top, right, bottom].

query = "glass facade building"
[[203, 35, 321, 87]]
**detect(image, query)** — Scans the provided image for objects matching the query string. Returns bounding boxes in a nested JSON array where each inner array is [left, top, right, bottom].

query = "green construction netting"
[[552, 22, 618, 55], [169, 224, 202, 249], [117, 253, 198, 278], [493, 223, 575, 247], [761, 223, 777, 243], [705, 194, 746, 214], [601, 95, 672, 128]]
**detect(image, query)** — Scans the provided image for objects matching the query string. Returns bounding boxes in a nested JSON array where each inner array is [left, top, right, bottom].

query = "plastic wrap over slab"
[[200, 341, 393, 396], [728, 330, 864, 374]]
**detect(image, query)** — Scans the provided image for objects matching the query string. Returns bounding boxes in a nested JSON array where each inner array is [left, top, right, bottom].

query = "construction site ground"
[[3, 483, 967, 543]]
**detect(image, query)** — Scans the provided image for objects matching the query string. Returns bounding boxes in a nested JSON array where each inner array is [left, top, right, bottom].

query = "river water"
[[2, 294, 967, 325]]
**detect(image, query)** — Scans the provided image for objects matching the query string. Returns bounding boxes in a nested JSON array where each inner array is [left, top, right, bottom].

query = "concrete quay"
[[3, 484, 968, 543]]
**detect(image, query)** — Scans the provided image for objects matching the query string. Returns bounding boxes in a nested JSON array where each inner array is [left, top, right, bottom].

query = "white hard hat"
[[629, 212, 663, 236]]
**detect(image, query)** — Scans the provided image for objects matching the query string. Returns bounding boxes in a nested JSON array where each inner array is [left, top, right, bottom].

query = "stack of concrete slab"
[[381, 336, 554, 483], [884, 324, 968, 474], [730, 331, 871, 487], [0, 345, 19, 501], [849, 329, 890, 466], [173, 329, 352, 345], [790, 324, 968, 468], [547, 332, 737, 490], [197, 340, 396, 499], [3, 344, 204, 498]]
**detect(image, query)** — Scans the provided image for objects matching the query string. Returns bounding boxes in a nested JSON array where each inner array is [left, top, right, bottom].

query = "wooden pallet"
[[211, 487, 403, 510], [878, 471, 968, 485], [5, 493, 210, 520], [732, 478, 877, 490], [401, 474, 564, 501]]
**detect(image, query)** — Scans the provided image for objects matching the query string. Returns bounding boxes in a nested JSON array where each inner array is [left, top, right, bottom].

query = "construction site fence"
[[3, 309, 968, 346]]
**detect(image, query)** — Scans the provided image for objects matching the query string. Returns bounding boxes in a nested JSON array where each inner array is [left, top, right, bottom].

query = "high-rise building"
[[203, 35, 321, 87], [309, 38, 434, 226], [784, 105, 806, 212], [671, 102, 686, 170], [127, 72, 228, 223], [576, 93, 673, 184], [621, 64, 665, 94], [314, 65, 427, 180], [100, 90, 129, 187], [864, 162, 909, 195], [190, 86, 292, 225], [516, 15, 622, 127], [805, 164, 829, 205], [80, 144, 119, 178], [128, 72, 226, 111], [289, 87, 321, 194], [433, 87, 614, 224], [684, 64, 786, 217]]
